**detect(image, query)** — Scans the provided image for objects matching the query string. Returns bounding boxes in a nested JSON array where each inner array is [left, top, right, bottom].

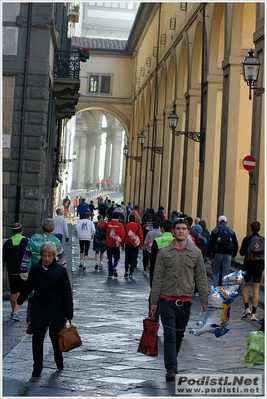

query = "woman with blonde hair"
[[128, 209, 142, 225], [17, 242, 73, 377]]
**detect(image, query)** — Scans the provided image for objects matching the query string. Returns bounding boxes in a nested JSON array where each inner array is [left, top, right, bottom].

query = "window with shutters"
[[88, 74, 113, 95], [100, 76, 111, 93], [89, 75, 99, 93]]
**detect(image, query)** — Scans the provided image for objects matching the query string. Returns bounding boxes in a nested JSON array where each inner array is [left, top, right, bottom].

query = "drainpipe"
[[15, 3, 32, 222], [196, 2, 206, 217], [150, 2, 162, 207]]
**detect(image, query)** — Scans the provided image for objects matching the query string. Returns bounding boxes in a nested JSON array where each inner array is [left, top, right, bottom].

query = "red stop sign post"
[[243, 155, 256, 185], [242, 155, 256, 171]]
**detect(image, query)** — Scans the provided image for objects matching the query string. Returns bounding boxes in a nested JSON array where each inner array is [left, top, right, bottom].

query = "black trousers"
[[143, 250, 150, 271], [125, 243, 138, 274], [32, 332, 63, 373]]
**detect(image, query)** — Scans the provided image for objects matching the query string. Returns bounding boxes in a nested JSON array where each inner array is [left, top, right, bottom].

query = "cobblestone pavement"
[[2, 217, 265, 397]]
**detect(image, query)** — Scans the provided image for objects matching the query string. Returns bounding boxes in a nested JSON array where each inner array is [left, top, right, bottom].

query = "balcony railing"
[[54, 50, 80, 79]]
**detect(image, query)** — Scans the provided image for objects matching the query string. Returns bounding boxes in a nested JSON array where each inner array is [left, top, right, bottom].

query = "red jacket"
[[124, 221, 144, 247], [101, 219, 125, 247]]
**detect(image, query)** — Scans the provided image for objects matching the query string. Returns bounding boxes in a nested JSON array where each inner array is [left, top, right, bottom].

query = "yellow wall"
[[75, 2, 264, 244]]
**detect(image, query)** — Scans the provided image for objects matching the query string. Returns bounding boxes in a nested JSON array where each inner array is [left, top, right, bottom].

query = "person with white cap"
[[206, 215, 238, 287]]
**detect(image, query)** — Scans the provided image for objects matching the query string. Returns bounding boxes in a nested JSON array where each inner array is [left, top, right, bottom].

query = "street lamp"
[[64, 171, 69, 180], [59, 151, 78, 167], [241, 48, 265, 100], [138, 132, 163, 154], [123, 145, 142, 162], [168, 106, 205, 142]]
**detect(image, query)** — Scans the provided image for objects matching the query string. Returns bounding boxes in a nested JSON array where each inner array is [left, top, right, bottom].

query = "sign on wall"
[[2, 135, 11, 149]]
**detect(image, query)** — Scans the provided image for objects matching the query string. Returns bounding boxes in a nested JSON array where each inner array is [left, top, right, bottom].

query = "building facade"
[[2, 2, 265, 245], [125, 2, 265, 239], [72, 2, 265, 243], [2, 2, 82, 237]]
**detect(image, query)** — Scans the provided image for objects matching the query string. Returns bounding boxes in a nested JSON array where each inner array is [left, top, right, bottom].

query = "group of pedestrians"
[[2, 196, 265, 383], [96, 176, 113, 190]]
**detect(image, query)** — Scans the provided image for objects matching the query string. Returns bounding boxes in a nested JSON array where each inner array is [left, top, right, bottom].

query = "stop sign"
[[242, 155, 256, 171]]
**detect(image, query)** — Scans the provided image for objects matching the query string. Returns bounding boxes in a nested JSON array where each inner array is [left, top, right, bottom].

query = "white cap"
[[218, 215, 227, 223]]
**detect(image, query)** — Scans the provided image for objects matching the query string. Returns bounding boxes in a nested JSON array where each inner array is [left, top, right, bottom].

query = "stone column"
[[72, 122, 83, 190], [84, 131, 96, 185], [110, 127, 124, 186], [160, 107, 173, 216], [200, 78, 222, 230], [81, 111, 103, 188], [87, 143, 95, 183], [77, 132, 87, 189], [141, 121, 153, 209], [218, 59, 251, 231], [150, 114, 164, 211], [138, 126, 148, 213], [91, 130, 102, 185], [104, 134, 113, 178], [182, 90, 201, 217]]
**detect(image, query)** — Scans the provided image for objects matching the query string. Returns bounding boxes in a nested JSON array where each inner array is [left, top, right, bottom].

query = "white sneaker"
[[251, 313, 258, 321], [241, 308, 251, 318]]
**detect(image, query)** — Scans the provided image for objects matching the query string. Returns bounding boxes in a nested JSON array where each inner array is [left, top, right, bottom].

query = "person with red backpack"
[[124, 215, 144, 279], [101, 212, 125, 279], [239, 221, 264, 321]]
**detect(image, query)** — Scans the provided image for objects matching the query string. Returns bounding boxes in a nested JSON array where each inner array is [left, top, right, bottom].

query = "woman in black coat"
[[17, 242, 73, 377]]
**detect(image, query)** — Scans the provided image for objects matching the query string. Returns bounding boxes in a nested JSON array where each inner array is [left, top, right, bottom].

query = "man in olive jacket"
[[150, 219, 208, 382]]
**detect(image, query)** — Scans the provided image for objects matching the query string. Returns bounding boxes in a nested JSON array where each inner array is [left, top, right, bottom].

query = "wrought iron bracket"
[[247, 85, 265, 100], [254, 87, 265, 97], [173, 129, 205, 142], [142, 146, 163, 154], [124, 154, 142, 162]]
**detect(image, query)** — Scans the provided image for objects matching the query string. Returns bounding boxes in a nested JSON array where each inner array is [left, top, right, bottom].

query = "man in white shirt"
[[75, 212, 95, 270], [52, 208, 69, 243]]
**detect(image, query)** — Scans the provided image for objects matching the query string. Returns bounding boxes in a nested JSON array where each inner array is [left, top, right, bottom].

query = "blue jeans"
[[212, 253, 232, 287], [53, 234, 63, 242], [106, 246, 120, 277], [160, 299, 191, 373]]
